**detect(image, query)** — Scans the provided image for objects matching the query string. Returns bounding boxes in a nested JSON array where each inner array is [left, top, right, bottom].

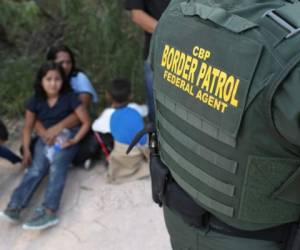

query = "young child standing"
[[92, 78, 149, 184], [0, 62, 90, 230]]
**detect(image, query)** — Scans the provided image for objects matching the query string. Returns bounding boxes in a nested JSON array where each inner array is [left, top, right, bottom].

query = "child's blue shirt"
[[92, 103, 147, 145]]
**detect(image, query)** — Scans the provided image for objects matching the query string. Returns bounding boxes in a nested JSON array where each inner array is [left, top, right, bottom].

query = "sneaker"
[[0, 208, 21, 223], [22, 208, 59, 230], [84, 159, 92, 170]]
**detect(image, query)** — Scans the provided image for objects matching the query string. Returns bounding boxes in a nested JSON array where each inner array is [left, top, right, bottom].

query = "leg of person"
[[0, 139, 48, 223], [163, 206, 200, 250], [0, 145, 22, 164], [22, 143, 79, 230], [94, 132, 113, 166], [71, 131, 91, 167], [144, 60, 155, 123], [163, 206, 281, 250], [72, 131, 111, 169]]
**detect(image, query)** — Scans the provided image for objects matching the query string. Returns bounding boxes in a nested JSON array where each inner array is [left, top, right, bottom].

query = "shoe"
[[0, 208, 21, 223], [84, 159, 92, 170], [22, 208, 59, 230]]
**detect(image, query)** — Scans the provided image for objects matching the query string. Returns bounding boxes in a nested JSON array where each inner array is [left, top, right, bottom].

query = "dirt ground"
[[0, 121, 171, 250]]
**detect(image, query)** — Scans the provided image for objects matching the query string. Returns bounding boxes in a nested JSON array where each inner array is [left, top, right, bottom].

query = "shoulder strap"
[[264, 52, 300, 155], [180, 1, 257, 33], [259, 2, 300, 45], [258, 2, 300, 153]]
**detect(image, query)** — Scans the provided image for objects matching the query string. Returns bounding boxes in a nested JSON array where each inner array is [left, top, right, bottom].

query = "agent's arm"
[[130, 9, 158, 34]]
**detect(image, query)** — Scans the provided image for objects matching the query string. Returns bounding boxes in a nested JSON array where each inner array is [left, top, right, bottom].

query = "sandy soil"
[[0, 120, 171, 250]]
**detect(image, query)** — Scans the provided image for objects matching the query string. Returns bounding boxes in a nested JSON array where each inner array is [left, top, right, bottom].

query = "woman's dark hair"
[[46, 44, 79, 77], [34, 61, 71, 99], [107, 78, 131, 103]]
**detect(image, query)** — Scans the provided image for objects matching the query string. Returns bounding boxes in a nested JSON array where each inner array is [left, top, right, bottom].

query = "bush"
[[0, 0, 144, 117]]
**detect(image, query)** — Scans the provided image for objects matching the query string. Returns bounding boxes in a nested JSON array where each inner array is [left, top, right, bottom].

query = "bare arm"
[[35, 114, 80, 145], [78, 93, 92, 108], [62, 105, 91, 148], [22, 110, 36, 166], [34, 120, 47, 138], [37, 93, 91, 143], [73, 105, 91, 142], [131, 9, 158, 34]]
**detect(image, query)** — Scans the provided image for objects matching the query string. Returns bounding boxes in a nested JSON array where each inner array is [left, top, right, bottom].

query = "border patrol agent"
[[149, 0, 300, 249]]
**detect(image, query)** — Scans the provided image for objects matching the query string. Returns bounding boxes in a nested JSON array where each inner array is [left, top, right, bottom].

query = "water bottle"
[[45, 129, 71, 162]]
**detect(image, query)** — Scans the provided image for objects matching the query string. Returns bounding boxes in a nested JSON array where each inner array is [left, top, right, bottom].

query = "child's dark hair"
[[34, 61, 71, 99], [107, 78, 131, 103], [46, 44, 79, 76], [0, 119, 8, 141]]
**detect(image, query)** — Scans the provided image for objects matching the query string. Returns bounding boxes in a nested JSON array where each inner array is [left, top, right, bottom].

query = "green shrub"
[[0, 0, 144, 117]]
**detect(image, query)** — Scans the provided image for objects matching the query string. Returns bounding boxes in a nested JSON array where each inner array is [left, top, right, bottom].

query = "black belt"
[[209, 214, 291, 242], [164, 177, 293, 243]]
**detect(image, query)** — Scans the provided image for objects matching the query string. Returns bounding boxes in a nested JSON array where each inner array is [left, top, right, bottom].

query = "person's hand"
[[61, 138, 79, 149], [41, 126, 61, 145], [22, 148, 32, 168]]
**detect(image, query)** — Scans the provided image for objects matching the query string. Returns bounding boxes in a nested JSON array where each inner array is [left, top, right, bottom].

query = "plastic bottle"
[[45, 129, 71, 162]]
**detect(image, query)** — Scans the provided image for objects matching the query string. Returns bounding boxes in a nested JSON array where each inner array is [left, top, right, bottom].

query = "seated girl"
[[34, 45, 98, 167], [0, 62, 90, 230]]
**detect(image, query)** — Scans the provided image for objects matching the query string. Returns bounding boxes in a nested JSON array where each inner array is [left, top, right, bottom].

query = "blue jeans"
[[0, 146, 21, 164], [144, 60, 155, 123], [8, 138, 79, 212]]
